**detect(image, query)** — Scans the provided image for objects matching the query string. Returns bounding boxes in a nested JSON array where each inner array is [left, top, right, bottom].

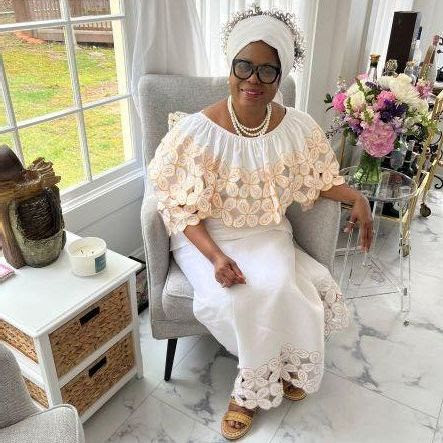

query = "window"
[[0, 0, 138, 200]]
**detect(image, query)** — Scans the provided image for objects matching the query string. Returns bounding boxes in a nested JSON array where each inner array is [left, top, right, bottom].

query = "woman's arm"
[[320, 184, 373, 252], [183, 223, 246, 287]]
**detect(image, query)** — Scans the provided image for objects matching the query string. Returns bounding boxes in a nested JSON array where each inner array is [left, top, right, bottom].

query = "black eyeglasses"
[[232, 59, 281, 84]]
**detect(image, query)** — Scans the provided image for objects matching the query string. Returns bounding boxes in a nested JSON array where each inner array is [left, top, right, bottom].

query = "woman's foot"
[[221, 398, 255, 440], [282, 379, 307, 401]]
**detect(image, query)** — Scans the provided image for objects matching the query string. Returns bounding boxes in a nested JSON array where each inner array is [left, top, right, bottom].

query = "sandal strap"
[[223, 411, 253, 426]]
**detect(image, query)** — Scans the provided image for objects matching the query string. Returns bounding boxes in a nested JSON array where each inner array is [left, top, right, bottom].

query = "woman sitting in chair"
[[148, 5, 372, 440]]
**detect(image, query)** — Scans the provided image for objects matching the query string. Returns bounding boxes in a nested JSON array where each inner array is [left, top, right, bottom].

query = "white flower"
[[389, 77, 425, 111], [396, 73, 413, 84], [378, 75, 393, 89], [349, 91, 366, 110], [347, 81, 370, 96], [360, 107, 374, 122]]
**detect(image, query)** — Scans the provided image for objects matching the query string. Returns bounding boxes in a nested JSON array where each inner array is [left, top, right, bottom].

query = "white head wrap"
[[225, 15, 295, 82]]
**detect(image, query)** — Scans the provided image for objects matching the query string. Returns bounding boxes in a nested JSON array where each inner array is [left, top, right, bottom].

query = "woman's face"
[[229, 40, 281, 108]]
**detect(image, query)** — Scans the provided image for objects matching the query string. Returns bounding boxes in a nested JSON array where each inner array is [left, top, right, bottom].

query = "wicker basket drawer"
[[61, 333, 135, 415], [24, 377, 49, 408], [49, 282, 131, 378], [0, 320, 38, 362]]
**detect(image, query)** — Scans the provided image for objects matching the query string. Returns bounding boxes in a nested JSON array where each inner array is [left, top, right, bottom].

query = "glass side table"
[[338, 167, 417, 321]]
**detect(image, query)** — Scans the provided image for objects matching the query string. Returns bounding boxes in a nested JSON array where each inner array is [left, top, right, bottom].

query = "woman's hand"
[[212, 253, 246, 288], [345, 194, 373, 252]]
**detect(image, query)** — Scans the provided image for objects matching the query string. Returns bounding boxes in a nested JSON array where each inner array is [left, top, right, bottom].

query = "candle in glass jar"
[[67, 237, 107, 276]]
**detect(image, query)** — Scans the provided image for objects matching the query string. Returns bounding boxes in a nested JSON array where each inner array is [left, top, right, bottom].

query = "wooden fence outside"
[[10, 0, 113, 44]]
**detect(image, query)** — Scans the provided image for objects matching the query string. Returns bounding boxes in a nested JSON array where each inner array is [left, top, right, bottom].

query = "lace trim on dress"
[[232, 345, 323, 410], [317, 277, 350, 338], [232, 281, 349, 411], [149, 126, 344, 235]]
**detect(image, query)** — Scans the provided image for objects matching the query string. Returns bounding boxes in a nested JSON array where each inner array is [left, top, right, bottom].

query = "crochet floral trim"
[[232, 280, 349, 410], [318, 277, 350, 338], [149, 126, 344, 235], [233, 345, 323, 410]]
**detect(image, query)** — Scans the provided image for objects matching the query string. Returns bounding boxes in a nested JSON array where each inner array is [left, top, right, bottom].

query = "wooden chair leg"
[[164, 338, 178, 381]]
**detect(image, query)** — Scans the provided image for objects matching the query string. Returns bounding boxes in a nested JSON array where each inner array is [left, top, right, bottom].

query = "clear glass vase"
[[352, 150, 382, 185]]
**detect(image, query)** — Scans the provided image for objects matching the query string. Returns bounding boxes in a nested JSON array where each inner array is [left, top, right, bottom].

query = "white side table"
[[0, 232, 143, 422]]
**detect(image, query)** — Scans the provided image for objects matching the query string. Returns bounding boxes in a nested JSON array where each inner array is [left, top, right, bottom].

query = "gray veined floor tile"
[[325, 282, 443, 418], [138, 310, 202, 379], [84, 310, 201, 443], [108, 395, 225, 443], [271, 372, 436, 443], [84, 376, 160, 443], [151, 335, 292, 442], [433, 400, 443, 443]]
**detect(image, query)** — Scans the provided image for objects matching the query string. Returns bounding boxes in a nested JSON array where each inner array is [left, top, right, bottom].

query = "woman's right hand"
[[212, 253, 246, 288]]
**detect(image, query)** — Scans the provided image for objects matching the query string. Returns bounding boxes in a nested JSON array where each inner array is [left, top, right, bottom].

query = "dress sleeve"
[[147, 128, 214, 235], [296, 119, 345, 211]]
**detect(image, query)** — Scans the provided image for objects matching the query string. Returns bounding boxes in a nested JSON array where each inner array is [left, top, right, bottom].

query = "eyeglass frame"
[[231, 59, 281, 84]]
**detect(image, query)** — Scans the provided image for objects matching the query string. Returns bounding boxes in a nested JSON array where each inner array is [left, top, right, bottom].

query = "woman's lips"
[[241, 89, 264, 98]]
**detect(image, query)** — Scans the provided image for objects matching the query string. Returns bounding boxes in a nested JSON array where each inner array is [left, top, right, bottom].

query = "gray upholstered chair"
[[139, 74, 341, 381], [0, 343, 85, 443]]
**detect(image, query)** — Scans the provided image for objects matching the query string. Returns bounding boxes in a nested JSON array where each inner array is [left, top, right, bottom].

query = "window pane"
[[84, 99, 132, 177], [75, 21, 120, 104], [0, 0, 61, 25], [0, 85, 8, 128], [0, 131, 14, 147], [20, 114, 85, 190], [0, 27, 73, 122], [69, 0, 112, 17]]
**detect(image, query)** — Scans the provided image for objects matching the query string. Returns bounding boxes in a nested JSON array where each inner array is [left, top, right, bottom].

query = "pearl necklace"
[[227, 96, 272, 137]]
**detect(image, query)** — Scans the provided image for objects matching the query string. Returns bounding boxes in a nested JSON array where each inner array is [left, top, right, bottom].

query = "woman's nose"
[[247, 71, 260, 84]]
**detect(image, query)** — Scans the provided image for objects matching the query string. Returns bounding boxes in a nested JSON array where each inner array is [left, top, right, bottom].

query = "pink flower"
[[416, 81, 432, 99], [374, 90, 396, 110], [332, 92, 347, 112], [357, 73, 368, 80], [359, 118, 396, 157]]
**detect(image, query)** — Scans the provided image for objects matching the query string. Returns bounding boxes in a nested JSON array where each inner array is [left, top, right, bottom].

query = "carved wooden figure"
[[0, 145, 65, 268]]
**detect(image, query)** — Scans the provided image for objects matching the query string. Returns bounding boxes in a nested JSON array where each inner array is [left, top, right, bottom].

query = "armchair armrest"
[[285, 198, 341, 272], [140, 192, 170, 328], [0, 344, 38, 429]]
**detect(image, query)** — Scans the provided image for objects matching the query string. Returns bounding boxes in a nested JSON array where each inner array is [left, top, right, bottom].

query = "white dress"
[[148, 107, 350, 410]]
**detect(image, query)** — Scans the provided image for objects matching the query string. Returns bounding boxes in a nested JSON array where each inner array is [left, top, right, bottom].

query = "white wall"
[[413, 0, 443, 69]]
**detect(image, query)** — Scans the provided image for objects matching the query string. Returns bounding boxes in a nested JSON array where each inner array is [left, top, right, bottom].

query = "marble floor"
[[84, 187, 443, 443]]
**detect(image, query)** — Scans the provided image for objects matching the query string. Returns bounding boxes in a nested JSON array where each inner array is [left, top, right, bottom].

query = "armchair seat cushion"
[[0, 405, 84, 443], [162, 259, 195, 321]]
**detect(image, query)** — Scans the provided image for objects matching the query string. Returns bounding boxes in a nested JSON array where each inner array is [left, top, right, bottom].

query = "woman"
[[148, 6, 373, 440]]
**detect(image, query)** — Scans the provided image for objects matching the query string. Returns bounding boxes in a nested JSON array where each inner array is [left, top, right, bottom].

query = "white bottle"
[[412, 27, 422, 78]]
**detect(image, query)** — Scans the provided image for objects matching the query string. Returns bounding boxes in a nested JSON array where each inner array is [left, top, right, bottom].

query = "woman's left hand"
[[345, 194, 373, 252]]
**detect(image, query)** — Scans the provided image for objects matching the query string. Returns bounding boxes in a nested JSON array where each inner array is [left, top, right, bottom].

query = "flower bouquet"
[[325, 74, 436, 184]]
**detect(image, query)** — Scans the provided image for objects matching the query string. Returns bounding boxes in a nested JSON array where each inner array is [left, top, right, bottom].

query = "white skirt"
[[172, 218, 350, 410]]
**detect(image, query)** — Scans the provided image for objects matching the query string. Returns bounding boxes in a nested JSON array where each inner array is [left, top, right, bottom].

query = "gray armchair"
[[0, 343, 84, 443], [139, 74, 341, 381]]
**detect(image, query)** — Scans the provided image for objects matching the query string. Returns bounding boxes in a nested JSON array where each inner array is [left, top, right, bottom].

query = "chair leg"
[[164, 338, 178, 381]]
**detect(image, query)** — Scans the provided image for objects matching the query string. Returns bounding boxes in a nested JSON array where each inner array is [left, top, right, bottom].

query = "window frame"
[[0, 0, 143, 206]]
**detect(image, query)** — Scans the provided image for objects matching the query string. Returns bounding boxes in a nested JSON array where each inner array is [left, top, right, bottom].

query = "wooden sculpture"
[[0, 145, 66, 268]]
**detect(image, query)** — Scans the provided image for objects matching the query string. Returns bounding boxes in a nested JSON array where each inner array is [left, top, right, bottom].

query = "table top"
[[0, 232, 141, 336], [340, 167, 417, 203]]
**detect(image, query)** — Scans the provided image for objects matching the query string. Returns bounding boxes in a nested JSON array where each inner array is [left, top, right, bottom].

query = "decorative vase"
[[352, 150, 382, 185]]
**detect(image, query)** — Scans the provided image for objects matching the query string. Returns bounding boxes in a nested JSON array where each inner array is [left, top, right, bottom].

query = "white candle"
[[67, 237, 107, 277]]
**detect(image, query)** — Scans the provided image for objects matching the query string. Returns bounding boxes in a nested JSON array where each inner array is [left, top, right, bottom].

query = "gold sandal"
[[221, 400, 255, 440], [283, 382, 307, 401]]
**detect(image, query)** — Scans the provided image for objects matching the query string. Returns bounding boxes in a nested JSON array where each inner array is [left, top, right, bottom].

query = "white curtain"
[[131, 0, 209, 112]]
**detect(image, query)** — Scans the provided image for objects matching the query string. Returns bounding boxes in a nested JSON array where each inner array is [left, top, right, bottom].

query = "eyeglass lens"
[[233, 60, 279, 84]]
